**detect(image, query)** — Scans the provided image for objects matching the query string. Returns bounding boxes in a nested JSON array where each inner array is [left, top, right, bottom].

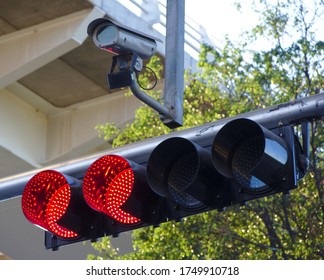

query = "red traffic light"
[[82, 155, 143, 224], [21, 170, 78, 239]]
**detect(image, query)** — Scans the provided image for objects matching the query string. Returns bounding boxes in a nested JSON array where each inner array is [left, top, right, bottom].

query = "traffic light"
[[82, 154, 159, 225], [20, 116, 302, 250], [21, 170, 80, 239], [211, 119, 297, 204], [147, 137, 230, 215], [21, 156, 161, 250], [21, 170, 106, 249]]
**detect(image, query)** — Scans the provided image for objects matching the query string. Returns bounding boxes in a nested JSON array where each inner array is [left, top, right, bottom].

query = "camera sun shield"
[[88, 18, 160, 59]]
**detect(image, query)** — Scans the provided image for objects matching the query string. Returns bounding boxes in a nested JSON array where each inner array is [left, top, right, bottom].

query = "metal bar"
[[301, 121, 311, 159], [129, 71, 170, 116], [162, 0, 185, 128], [129, 0, 185, 128], [0, 93, 323, 201]]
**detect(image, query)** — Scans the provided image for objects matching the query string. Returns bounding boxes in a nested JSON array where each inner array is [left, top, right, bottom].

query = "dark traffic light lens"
[[21, 170, 78, 239], [232, 135, 265, 189], [147, 137, 215, 208], [168, 152, 202, 208], [168, 153, 198, 190]]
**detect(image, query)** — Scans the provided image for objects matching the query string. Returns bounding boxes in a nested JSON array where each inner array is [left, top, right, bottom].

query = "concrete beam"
[[0, 87, 47, 168], [4, 80, 146, 167], [44, 91, 142, 164], [0, 7, 105, 89]]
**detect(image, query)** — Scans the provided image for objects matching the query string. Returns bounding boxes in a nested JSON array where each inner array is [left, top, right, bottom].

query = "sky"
[[184, 0, 324, 58], [185, 0, 258, 45], [117, 0, 259, 46], [185, 0, 324, 45], [116, 0, 323, 55]]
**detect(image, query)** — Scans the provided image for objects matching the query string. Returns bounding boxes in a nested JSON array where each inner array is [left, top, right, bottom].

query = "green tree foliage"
[[88, 0, 323, 260]]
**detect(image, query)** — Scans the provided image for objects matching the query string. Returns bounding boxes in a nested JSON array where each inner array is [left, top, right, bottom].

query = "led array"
[[21, 170, 78, 239], [22, 155, 143, 240], [82, 155, 141, 224]]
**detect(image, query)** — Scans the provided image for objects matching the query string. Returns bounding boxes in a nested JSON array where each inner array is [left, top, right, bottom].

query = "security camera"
[[87, 18, 161, 59]]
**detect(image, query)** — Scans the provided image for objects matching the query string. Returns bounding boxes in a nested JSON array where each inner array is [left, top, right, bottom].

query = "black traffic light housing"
[[212, 119, 297, 205], [147, 137, 230, 211], [20, 116, 302, 250], [15, 91, 324, 251]]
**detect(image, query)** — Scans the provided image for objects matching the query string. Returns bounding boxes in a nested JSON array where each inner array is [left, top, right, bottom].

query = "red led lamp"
[[21, 170, 78, 239], [82, 155, 141, 224]]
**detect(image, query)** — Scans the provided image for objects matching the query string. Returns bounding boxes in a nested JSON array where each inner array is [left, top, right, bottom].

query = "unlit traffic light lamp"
[[212, 119, 297, 204], [147, 137, 230, 211]]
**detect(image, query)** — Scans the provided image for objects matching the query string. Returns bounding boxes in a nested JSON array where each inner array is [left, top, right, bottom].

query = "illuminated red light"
[[82, 155, 140, 224], [103, 46, 120, 55], [21, 170, 78, 239]]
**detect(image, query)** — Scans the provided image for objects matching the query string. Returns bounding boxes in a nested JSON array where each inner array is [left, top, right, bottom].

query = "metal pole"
[[129, 0, 185, 128], [162, 0, 185, 128]]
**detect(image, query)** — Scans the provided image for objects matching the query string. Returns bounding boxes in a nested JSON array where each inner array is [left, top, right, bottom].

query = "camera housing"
[[87, 18, 160, 59]]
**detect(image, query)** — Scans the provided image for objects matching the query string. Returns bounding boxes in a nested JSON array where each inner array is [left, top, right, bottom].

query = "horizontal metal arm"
[[0, 93, 323, 201]]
